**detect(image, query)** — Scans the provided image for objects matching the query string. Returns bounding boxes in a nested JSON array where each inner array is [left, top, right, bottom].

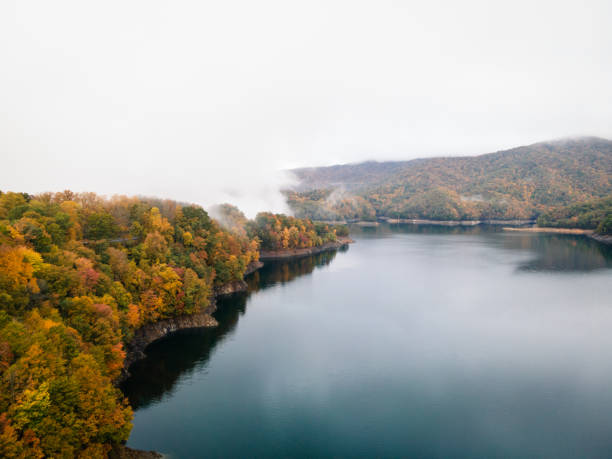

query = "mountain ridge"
[[286, 136, 612, 222], [291, 136, 612, 185]]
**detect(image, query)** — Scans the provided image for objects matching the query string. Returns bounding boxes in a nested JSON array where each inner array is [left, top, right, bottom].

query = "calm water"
[[122, 225, 612, 458]]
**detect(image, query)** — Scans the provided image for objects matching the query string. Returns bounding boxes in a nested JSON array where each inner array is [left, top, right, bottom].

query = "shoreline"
[[119, 241, 353, 455], [110, 445, 162, 459], [121, 240, 353, 379], [120, 261, 263, 381], [121, 305, 219, 378], [259, 237, 354, 261], [590, 233, 612, 244], [317, 218, 537, 227], [502, 227, 594, 234]]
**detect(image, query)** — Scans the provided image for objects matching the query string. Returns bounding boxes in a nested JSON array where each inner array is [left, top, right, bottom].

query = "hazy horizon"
[[2, 0, 611, 216], [291, 135, 612, 170]]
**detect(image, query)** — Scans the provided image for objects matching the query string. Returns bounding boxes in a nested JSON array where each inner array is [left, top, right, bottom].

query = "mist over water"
[[123, 226, 612, 458]]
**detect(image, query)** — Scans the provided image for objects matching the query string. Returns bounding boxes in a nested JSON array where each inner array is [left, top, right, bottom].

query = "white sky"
[[1, 0, 611, 215]]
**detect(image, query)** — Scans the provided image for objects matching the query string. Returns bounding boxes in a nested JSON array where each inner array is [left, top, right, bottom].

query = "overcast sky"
[[1, 0, 611, 215]]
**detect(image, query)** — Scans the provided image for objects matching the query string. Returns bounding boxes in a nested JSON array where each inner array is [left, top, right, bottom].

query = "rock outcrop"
[[122, 306, 218, 379], [121, 260, 265, 380]]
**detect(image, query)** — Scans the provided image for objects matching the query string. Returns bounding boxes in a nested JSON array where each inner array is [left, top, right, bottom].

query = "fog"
[[1, 0, 611, 216]]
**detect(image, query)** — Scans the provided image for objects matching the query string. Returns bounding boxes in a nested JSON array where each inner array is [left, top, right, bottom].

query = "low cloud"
[[1, 0, 611, 215]]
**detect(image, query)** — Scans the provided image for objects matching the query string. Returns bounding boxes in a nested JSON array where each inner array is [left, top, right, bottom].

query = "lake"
[[122, 225, 612, 458]]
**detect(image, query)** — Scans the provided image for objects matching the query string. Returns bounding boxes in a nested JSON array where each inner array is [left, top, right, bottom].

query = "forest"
[[212, 204, 347, 251], [536, 195, 612, 234], [0, 191, 332, 457], [288, 137, 612, 226]]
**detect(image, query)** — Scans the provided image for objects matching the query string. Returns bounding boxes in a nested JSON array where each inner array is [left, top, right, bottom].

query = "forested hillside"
[[0, 191, 340, 457], [288, 137, 612, 222], [537, 195, 612, 234], [0, 191, 260, 457]]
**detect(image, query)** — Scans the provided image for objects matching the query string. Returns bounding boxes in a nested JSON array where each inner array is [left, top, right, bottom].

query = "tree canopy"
[[0, 191, 260, 457]]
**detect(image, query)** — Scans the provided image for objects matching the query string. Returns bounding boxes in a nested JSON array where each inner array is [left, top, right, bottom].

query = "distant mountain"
[[287, 137, 612, 222], [291, 160, 411, 191]]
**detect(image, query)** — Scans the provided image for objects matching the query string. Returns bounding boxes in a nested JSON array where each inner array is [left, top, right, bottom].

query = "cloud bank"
[[1, 0, 611, 216]]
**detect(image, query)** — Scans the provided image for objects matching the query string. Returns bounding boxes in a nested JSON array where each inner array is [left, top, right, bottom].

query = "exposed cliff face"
[[214, 280, 248, 296], [122, 305, 218, 379], [245, 260, 264, 275], [121, 260, 266, 380]]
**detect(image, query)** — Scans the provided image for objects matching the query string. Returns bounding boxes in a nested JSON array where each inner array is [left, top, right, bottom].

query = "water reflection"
[[351, 223, 612, 272], [122, 229, 612, 408], [349, 222, 501, 238], [121, 249, 342, 409], [506, 234, 612, 272], [246, 249, 339, 292]]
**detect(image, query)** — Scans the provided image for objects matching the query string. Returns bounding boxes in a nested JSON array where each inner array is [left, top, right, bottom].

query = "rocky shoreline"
[[259, 237, 354, 261], [121, 305, 219, 379], [120, 260, 264, 381]]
